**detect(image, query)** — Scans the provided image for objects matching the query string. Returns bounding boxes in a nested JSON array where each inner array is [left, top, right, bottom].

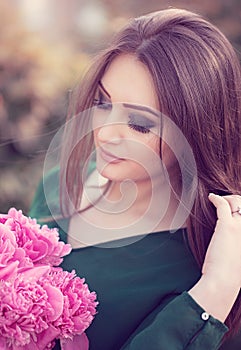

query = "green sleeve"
[[28, 166, 70, 244], [121, 292, 228, 350], [29, 161, 97, 222]]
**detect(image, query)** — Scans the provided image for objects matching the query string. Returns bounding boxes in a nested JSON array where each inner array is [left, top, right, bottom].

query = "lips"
[[99, 148, 124, 163]]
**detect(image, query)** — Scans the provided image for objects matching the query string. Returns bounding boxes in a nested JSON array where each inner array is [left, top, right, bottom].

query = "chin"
[[97, 163, 125, 181], [97, 164, 147, 185]]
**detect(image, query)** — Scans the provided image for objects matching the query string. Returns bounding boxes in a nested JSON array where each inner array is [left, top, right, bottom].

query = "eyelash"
[[93, 97, 155, 134], [128, 117, 152, 134]]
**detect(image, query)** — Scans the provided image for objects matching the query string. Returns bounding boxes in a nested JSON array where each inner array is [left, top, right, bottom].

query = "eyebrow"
[[122, 103, 160, 118], [99, 80, 160, 119]]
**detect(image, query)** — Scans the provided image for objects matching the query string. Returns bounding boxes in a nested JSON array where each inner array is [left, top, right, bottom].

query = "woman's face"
[[92, 54, 176, 183]]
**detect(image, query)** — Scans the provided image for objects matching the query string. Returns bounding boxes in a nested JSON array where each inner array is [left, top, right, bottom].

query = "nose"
[[96, 109, 123, 144]]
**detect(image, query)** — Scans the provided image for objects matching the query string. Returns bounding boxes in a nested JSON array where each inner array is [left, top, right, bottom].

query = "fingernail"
[[208, 193, 216, 197]]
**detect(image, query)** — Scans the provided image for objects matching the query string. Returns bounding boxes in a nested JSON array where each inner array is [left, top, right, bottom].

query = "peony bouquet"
[[0, 208, 98, 350]]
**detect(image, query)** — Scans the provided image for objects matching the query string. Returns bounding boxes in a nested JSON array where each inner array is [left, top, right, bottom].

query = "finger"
[[221, 194, 241, 214], [208, 193, 232, 219]]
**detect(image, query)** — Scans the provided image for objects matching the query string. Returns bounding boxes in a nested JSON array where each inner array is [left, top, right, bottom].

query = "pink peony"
[[0, 208, 98, 350], [0, 221, 32, 280], [0, 208, 71, 266], [40, 268, 98, 338], [0, 272, 50, 347]]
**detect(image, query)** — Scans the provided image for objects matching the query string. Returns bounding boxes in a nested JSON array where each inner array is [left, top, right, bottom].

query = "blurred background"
[[1, 0, 241, 214]]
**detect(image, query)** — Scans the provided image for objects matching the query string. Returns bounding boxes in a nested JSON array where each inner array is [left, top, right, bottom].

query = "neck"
[[101, 173, 185, 231], [81, 165, 188, 233]]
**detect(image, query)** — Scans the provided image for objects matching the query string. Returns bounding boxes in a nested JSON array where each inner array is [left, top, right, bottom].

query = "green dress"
[[29, 169, 241, 350]]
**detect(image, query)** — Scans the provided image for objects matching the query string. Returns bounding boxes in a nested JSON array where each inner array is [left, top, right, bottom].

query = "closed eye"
[[128, 114, 156, 134]]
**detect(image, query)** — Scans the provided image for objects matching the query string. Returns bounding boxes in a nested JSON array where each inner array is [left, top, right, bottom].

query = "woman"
[[30, 8, 241, 349]]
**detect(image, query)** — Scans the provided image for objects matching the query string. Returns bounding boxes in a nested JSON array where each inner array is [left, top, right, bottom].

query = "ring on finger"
[[231, 206, 241, 215]]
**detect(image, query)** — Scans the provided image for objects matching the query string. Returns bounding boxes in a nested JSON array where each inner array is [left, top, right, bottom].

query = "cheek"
[[126, 135, 161, 176], [93, 113, 106, 146], [146, 134, 160, 156], [93, 128, 99, 147], [92, 109, 108, 135], [92, 113, 101, 145]]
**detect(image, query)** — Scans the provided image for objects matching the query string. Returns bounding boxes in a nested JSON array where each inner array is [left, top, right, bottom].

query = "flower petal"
[[34, 325, 60, 349], [45, 284, 64, 321], [0, 260, 18, 280], [16, 325, 61, 350], [20, 265, 50, 282], [60, 333, 89, 350]]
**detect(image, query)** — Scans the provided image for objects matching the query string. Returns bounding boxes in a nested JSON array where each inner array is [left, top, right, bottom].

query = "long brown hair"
[[60, 8, 241, 337]]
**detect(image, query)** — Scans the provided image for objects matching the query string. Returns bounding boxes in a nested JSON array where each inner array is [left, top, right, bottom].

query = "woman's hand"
[[188, 193, 241, 322], [202, 193, 241, 287]]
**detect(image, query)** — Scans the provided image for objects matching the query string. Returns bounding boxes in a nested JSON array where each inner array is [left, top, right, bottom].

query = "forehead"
[[101, 54, 159, 110]]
